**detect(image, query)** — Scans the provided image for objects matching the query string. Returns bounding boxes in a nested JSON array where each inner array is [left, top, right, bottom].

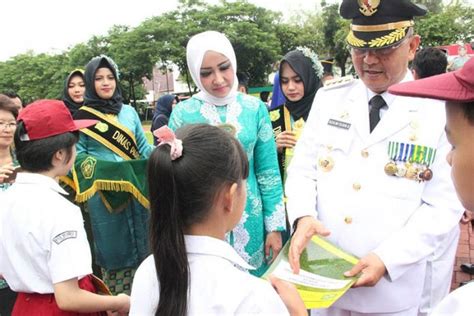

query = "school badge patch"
[[80, 156, 97, 180], [53, 230, 77, 245]]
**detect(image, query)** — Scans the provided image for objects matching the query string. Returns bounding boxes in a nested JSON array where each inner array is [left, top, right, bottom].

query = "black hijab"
[[84, 56, 123, 115], [279, 49, 321, 121], [62, 69, 84, 116]]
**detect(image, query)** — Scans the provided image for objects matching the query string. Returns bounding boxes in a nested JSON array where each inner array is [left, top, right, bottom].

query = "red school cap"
[[18, 100, 97, 141], [389, 57, 474, 102]]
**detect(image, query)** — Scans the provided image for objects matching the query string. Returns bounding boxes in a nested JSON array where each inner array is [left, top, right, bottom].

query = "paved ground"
[[452, 221, 474, 290]]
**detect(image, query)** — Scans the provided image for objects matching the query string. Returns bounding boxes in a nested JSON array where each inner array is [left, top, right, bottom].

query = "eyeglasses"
[[0, 122, 17, 130]]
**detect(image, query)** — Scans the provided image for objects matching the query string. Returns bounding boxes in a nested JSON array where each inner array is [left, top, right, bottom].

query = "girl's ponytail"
[[147, 146, 188, 316]]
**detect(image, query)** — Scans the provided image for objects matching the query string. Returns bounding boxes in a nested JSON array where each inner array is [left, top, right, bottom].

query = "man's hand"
[[289, 216, 330, 274], [344, 252, 386, 287]]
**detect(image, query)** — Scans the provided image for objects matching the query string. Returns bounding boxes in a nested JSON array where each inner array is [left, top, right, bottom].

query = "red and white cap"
[[18, 99, 97, 141]]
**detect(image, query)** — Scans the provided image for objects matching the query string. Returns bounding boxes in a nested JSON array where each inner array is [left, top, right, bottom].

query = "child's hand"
[[109, 293, 130, 316], [268, 275, 306, 316]]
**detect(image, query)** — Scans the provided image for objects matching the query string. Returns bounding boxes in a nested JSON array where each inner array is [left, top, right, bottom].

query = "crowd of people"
[[0, 0, 473, 315]]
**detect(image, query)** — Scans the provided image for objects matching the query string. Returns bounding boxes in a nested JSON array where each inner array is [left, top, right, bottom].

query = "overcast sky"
[[2, 0, 472, 62], [0, 0, 325, 61]]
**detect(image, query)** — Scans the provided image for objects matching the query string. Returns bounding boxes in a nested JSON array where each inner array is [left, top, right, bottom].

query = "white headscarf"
[[186, 31, 239, 106]]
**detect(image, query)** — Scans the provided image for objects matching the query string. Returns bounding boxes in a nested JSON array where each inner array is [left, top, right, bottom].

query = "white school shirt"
[[0, 173, 92, 293], [130, 235, 289, 315]]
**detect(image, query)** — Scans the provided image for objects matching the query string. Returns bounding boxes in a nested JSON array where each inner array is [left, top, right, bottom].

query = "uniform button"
[[344, 216, 353, 224], [361, 149, 369, 158], [353, 182, 361, 191]]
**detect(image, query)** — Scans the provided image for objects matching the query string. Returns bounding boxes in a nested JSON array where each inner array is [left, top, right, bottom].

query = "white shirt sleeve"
[[130, 256, 159, 315], [48, 204, 92, 284]]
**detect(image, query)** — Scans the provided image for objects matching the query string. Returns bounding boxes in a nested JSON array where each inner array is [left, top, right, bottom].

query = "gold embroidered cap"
[[340, 0, 427, 49]]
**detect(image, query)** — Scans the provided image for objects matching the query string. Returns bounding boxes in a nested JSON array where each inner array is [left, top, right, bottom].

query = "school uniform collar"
[[15, 172, 68, 195], [184, 235, 255, 271]]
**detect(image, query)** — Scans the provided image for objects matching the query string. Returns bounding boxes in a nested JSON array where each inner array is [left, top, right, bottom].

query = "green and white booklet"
[[263, 236, 360, 309]]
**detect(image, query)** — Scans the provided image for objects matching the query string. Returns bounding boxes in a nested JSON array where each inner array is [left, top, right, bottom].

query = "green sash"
[[75, 106, 140, 160], [61, 154, 149, 212]]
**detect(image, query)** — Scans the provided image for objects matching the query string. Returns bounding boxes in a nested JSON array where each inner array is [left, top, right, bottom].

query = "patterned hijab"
[[83, 56, 123, 115], [186, 31, 239, 106], [62, 69, 85, 116], [279, 49, 322, 121]]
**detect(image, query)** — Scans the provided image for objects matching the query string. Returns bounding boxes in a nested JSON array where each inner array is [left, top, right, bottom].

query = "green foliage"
[[0, 0, 472, 101], [0, 52, 68, 103], [417, 2, 474, 46], [417, 0, 443, 14]]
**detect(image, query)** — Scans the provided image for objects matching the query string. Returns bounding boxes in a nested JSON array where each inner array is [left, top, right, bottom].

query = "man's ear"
[[408, 35, 421, 62], [223, 183, 238, 213]]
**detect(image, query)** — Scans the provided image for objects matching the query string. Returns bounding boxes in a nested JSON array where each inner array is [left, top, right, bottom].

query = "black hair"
[[14, 122, 78, 172], [412, 47, 448, 79], [147, 123, 249, 316], [462, 101, 474, 125], [2, 90, 23, 107], [260, 91, 270, 103], [0, 94, 18, 119]]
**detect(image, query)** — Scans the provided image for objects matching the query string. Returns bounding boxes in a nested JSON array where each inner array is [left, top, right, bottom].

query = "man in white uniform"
[[285, 1, 463, 315]]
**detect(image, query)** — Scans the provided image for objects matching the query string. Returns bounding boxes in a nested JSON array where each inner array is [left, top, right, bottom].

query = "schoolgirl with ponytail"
[[129, 124, 305, 316]]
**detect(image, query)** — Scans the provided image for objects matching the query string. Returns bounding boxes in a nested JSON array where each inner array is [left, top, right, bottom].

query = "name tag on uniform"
[[328, 119, 351, 130]]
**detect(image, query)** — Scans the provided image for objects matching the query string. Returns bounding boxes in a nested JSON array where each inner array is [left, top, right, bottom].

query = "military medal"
[[395, 163, 407, 177], [386, 141, 436, 182], [405, 165, 419, 180], [384, 162, 397, 176], [418, 168, 433, 181]]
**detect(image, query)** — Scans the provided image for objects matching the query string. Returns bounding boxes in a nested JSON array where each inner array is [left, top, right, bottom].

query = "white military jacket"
[[286, 72, 463, 313]]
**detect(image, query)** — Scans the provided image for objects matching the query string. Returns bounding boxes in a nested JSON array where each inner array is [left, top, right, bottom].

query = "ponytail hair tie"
[[153, 126, 183, 161]]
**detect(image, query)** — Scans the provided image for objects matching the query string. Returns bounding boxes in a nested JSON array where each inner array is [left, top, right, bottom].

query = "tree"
[[319, 2, 351, 76], [417, 0, 443, 14], [0, 52, 68, 103], [416, 2, 474, 46]]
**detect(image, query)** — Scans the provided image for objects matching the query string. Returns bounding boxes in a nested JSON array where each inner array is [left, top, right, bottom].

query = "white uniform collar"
[[184, 235, 254, 270], [366, 69, 414, 107], [15, 172, 68, 195]]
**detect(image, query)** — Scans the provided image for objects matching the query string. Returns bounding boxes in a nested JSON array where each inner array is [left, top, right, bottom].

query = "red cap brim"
[[73, 119, 98, 131]]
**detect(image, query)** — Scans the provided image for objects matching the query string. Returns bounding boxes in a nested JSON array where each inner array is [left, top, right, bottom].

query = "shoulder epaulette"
[[323, 75, 355, 90]]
